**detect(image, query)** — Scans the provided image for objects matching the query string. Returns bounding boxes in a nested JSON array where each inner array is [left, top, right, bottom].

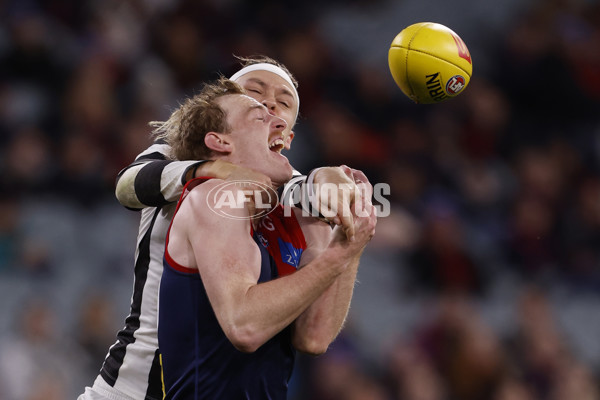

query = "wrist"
[[185, 161, 210, 182], [321, 246, 351, 273], [192, 160, 236, 181], [209, 159, 237, 180]]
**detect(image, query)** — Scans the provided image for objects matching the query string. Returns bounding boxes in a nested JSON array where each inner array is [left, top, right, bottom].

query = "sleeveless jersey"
[[158, 178, 307, 399], [94, 142, 309, 400]]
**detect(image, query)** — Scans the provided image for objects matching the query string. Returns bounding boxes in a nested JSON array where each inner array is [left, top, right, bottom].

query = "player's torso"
[[159, 205, 306, 399]]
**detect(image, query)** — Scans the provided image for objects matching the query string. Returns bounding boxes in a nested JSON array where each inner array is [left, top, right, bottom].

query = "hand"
[[196, 160, 276, 217], [343, 165, 373, 201], [197, 159, 272, 187], [312, 166, 356, 239], [328, 189, 377, 260], [313, 166, 373, 241]]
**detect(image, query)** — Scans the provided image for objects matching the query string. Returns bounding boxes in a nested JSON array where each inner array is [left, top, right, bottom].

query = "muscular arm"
[[168, 181, 369, 353], [290, 209, 363, 355], [290, 177, 376, 354]]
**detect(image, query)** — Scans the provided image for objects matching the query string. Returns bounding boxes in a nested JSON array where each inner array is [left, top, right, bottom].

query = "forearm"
[[292, 253, 361, 354], [219, 248, 350, 353], [116, 159, 201, 209], [115, 141, 205, 209], [191, 159, 234, 181], [120, 158, 265, 209]]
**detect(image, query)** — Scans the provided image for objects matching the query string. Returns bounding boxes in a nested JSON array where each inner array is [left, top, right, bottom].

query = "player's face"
[[233, 70, 297, 150], [218, 94, 293, 185]]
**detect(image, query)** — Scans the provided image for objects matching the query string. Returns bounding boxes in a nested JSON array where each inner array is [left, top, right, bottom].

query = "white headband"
[[230, 63, 299, 120]]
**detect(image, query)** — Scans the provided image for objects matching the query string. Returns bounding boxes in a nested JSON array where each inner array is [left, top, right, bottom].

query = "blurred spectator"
[[304, 336, 390, 400], [0, 0, 600, 398], [493, 377, 536, 400], [413, 294, 506, 400], [0, 196, 21, 272], [559, 174, 600, 290], [507, 193, 560, 277], [0, 299, 80, 400], [386, 338, 447, 400], [407, 200, 487, 296], [1, 126, 56, 196], [505, 287, 573, 399], [75, 292, 120, 381], [549, 360, 600, 400]]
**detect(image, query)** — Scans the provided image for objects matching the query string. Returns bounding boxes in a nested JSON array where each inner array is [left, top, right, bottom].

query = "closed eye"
[[256, 112, 269, 122]]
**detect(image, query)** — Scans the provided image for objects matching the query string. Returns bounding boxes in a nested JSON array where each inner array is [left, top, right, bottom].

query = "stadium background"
[[1, 0, 600, 399]]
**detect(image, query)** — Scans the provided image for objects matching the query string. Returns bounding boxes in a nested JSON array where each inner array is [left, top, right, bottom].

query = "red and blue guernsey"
[[158, 178, 306, 399]]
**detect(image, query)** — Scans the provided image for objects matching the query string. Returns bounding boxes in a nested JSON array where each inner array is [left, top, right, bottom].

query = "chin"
[[282, 165, 294, 180], [272, 167, 293, 187]]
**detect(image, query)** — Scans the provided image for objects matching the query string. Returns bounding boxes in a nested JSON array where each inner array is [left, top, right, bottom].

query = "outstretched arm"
[[116, 140, 371, 224], [115, 141, 273, 210]]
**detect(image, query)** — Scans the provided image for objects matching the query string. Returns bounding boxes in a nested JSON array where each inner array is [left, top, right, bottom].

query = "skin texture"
[[116, 67, 372, 238], [192, 70, 370, 239], [167, 93, 377, 354]]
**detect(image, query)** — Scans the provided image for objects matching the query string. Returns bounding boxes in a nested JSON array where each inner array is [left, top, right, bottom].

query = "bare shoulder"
[[186, 178, 225, 203], [180, 179, 251, 225]]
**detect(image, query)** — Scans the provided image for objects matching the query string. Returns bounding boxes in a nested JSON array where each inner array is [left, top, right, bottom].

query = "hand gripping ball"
[[389, 22, 473, 104]]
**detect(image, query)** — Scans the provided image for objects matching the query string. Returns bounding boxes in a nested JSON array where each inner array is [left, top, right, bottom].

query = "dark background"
[[1, 0, 600, 399]]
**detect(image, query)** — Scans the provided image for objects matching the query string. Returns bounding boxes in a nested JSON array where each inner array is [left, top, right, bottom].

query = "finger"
[[367, 204, 378, 234], [353, 189, 371, 219], [356, 181, 373, 203], [317, 189, 337, 220], [319, 214, 341, 225], [350, 168, 370, 185], [340, 165, 353, 179], [337, 199, 355, 241]]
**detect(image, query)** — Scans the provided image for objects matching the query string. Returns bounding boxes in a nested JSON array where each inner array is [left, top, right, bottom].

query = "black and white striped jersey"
[[97, 141, 312, 399]]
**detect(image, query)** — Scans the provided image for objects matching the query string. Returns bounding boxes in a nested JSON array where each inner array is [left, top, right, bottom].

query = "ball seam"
[[394, 45, 473, 78], [405, 24, 431, 98]]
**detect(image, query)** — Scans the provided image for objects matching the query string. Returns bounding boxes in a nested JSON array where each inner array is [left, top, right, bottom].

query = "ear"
[[284, 130, 295, 150], [205, 132, 232, 154]]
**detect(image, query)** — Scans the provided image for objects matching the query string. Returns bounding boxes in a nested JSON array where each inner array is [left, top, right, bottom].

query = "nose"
[[262, 98, 277, 113], [270, 114, 287, 132]]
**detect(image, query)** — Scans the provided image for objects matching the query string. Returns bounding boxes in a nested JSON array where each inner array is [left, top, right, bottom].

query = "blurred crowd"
[[1, 0, 600, 399]]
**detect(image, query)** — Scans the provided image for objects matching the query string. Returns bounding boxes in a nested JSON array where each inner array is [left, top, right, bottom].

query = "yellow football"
[[389, 22, 473, 104]]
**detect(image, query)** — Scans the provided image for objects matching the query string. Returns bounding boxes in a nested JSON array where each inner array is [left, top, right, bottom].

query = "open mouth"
[[269, 138, 285, 153]]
